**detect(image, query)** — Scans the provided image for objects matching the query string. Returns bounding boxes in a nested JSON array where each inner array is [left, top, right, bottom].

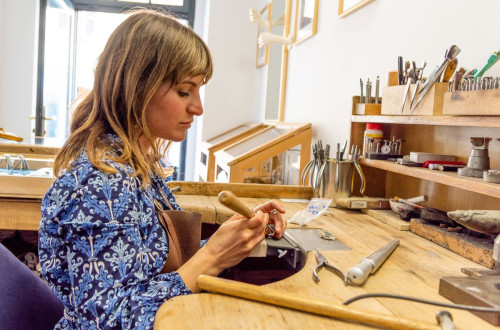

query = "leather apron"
[[152, 187, 202, 273]]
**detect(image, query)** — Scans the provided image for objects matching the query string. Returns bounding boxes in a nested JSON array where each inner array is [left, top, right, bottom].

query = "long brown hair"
[[54, 8, 213, 185]]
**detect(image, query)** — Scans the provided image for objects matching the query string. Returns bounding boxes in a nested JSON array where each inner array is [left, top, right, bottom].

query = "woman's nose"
[[188, 94, 203, 116]]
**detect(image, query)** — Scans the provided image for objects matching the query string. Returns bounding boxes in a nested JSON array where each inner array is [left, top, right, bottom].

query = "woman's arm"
[[177, 211, 269, 292]]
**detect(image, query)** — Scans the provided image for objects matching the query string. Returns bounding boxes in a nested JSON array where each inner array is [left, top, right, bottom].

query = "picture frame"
[[291, 0, 319, 45], [256, 3, 272, 68], [338, 0, 375, 18]]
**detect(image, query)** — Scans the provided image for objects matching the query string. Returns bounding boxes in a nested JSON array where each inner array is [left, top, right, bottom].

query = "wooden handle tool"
[[218, 190, 253, 217], [217, 190, 267, 257], [442, 58, 458, 82], [393, 196, 424, 209], [197, 275, 440, 330]]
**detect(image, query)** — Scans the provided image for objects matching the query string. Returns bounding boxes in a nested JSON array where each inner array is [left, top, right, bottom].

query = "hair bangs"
[[170, 33, 213, 86]]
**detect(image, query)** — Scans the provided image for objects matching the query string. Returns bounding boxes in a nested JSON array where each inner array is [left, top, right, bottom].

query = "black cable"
[[343, 293, 500, 313]]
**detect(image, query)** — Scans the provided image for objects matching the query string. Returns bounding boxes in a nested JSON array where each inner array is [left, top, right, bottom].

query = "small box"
[[443, 89, 500, 115], [381, 82, 447, 116], [351, 96, 382, 115], [355, 103, 382, 115], [409, 152, 456, 163]]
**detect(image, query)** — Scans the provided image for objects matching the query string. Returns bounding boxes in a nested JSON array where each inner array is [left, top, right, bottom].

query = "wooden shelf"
[[360, 158, 500, 199], [351, 115, 500, 128]]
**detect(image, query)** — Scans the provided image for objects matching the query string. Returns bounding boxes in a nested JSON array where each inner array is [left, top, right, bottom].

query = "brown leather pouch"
[[153, 188, 202, 273]]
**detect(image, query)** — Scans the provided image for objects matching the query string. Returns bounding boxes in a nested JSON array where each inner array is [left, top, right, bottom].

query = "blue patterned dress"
[[38, 142, 194, 329]]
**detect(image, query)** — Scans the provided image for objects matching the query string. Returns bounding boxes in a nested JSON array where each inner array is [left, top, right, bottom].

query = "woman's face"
[[146, 75, 204, 143]]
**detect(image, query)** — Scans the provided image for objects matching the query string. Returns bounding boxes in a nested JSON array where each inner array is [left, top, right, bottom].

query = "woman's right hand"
[[177, 211, 269, 292], [204, 210, 269, 270]]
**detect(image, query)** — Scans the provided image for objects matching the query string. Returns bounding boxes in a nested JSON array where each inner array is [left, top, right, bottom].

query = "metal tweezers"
[[313, 250, 348, 285]]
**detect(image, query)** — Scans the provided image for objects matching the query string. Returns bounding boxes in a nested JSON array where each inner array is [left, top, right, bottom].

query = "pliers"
[[312, 250, 348, 285], [352, 147, 366, 196]]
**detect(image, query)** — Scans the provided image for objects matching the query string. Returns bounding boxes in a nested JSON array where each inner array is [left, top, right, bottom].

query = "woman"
[[38, 8, 286, 329]]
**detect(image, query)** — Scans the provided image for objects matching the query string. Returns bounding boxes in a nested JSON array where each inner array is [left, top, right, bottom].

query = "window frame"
[[37, 0, 196, 179]]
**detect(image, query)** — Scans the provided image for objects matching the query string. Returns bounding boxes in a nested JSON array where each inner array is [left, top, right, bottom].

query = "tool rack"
[[350, 91, 500, 271]]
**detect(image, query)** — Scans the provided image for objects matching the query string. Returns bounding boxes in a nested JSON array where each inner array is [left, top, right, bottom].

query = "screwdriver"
[[475, 50, 500, 79]]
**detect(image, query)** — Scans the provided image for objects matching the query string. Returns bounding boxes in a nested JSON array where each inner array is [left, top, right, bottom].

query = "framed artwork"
[[291, 0, 318, 45], [256, 3, 272, 68], [338, 0, 375, 18]]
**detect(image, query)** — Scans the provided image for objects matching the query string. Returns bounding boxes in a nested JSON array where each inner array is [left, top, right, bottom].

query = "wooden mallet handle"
[[197, 275, 440, 330], [218, 190, 253, 218]]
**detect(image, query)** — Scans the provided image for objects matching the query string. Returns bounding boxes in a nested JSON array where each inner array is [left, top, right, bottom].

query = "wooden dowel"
[[197, 275, 440, 330], [218, 190, 253, 217], [393, 196, 424, 209]]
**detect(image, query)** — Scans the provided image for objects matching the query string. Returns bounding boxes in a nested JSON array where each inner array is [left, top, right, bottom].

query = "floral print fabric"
[[38, 145, 192, 329]]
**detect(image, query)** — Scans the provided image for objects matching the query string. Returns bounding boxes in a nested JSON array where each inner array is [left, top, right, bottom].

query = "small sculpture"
[[258, 32, 292, 47], [249, 9, 291, 46], [249, 9, 285, 28]]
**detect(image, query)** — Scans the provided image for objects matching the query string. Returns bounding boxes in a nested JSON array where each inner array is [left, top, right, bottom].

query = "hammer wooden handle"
[[197, 275, 440, 330], [218, 190, 253, 218]]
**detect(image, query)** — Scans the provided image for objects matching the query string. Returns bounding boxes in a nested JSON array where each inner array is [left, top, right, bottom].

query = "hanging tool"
[[347, 239, 400, 285], [412, 45, 461, 113], [313, 250, 348, 284], [475, 50, 500, 79]]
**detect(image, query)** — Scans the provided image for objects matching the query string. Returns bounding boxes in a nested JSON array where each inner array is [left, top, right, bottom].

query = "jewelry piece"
[[265, 224, 275, 236]]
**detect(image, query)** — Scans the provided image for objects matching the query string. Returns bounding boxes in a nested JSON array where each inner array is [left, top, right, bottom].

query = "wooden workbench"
[[1, 179, 495, 328], [155, 188, 496, 329]]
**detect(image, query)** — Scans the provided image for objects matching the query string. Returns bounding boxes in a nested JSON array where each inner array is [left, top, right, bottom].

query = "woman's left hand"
[[253, 200, 286, 239]]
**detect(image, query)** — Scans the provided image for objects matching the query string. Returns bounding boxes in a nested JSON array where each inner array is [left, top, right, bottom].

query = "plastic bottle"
[[363, 123, 383, 157]]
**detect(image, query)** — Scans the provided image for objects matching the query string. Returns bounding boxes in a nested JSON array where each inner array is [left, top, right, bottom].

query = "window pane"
[[74, 11, 127, 91], [43, 5, 74, 140]]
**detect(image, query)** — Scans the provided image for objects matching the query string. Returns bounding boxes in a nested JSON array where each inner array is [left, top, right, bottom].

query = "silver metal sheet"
[[285, 228, 350, 252]]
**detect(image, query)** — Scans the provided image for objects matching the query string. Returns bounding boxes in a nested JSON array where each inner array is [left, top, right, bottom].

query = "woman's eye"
[[177, 91, 189, 97]]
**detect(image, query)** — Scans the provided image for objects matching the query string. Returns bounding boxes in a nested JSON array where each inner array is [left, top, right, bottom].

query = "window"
[[37, 0, 196, 179]]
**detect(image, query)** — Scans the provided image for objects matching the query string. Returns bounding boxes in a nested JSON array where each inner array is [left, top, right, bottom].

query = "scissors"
[[312, 250, 348, 285]]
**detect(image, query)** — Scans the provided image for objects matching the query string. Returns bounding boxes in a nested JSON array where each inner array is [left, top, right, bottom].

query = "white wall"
[[282, 0, 500, 146], [1, 0, 499, 180], [192, 0, 500, 180], [199, 0, 264, 141], [0, 0, 39, 139]]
